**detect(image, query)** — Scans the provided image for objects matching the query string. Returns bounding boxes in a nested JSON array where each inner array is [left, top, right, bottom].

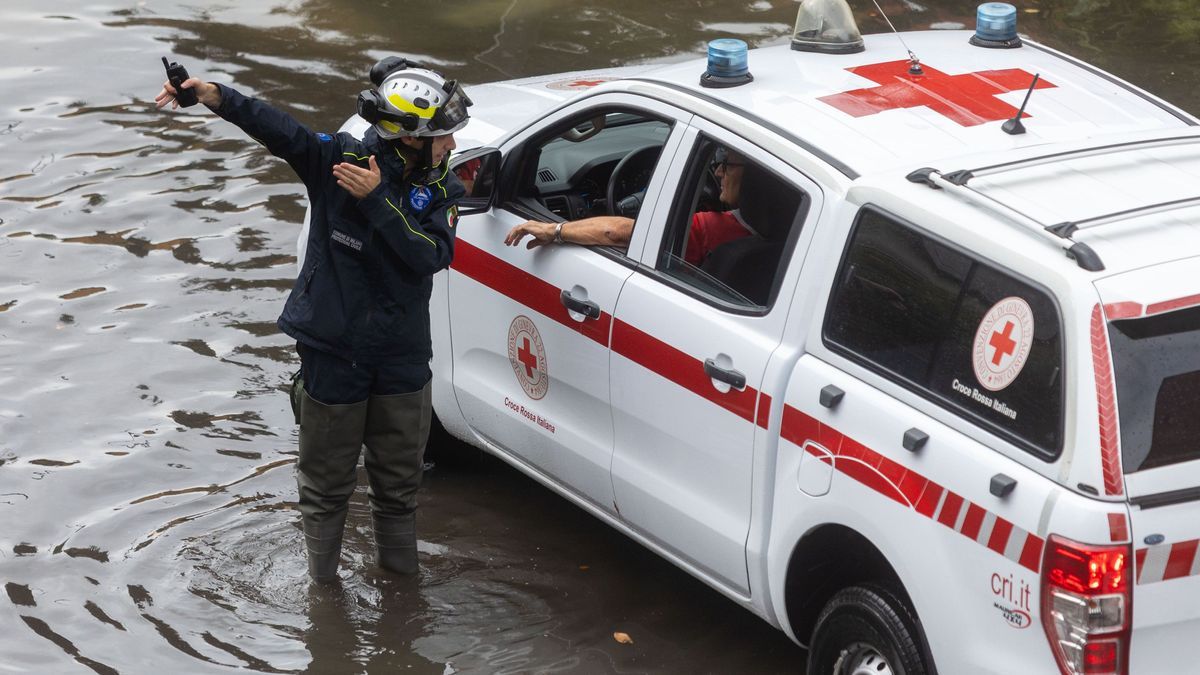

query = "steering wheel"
[[607, 145, 661, 217]]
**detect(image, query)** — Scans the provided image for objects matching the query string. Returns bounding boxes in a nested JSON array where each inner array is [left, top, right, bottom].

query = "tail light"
[[1041, 535, 1132, 675]]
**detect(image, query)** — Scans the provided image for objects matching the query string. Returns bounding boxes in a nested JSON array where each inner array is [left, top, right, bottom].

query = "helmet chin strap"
[[390, 136, 436, 177], [386, 136, 436, 178], [418, 137, 435, 173]]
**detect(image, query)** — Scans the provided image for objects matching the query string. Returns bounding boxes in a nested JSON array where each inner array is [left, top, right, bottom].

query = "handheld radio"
[[162, 56, 198, 107]]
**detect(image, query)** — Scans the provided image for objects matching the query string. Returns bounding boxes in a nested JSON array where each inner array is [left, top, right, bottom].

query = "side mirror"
[[450, 147, 501, 214]]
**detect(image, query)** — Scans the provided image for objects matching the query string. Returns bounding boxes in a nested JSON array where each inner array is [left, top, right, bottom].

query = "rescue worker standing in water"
[[155, 57, 471, 582]]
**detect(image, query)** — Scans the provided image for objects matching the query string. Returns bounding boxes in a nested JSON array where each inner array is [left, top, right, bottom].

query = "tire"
[[807, 583, 930, 675]]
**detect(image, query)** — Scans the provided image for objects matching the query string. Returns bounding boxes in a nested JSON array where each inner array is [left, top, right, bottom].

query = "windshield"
[[1108, 305, 1200, 473]]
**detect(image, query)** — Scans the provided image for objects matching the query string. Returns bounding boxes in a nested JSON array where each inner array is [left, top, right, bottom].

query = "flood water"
[[1, 1, 1197, 673]]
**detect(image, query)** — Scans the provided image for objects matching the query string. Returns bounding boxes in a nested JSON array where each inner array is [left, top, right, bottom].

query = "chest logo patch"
[[330, 229, 362, 252], [972, 297, 1034, 392], [408, 185, 432, 211], [508, 315, 548, 400]]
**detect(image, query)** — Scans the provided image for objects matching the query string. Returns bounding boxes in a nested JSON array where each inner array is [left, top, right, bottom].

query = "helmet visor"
[[429, 82, 472, 133]]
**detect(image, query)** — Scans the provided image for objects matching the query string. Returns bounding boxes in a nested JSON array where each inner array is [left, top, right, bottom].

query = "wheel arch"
[[782, 523, 914, 647]]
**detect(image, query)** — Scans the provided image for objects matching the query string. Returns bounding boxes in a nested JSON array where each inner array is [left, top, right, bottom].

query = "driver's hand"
[[504, 220, 555, 249]]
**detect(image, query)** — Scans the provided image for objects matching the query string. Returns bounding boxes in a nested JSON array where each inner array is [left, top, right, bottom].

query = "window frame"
[[639, 132, 812, 317], [821, 205, 1067, 461], [497, 104, 677, 263]]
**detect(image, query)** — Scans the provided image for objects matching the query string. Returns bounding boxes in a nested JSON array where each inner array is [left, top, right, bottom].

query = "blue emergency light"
[[700, 39, 753, 88], [970, 3, 1021, 48]]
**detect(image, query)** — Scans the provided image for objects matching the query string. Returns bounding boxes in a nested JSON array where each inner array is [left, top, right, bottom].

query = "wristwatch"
[[553, 221, 565, 244]]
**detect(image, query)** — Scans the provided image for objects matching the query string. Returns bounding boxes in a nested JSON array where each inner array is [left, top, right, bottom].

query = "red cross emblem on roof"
[[819, 60, 1056, 127]]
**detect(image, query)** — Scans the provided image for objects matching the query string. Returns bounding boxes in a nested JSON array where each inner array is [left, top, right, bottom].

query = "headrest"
[[736, 163, 802, 241]]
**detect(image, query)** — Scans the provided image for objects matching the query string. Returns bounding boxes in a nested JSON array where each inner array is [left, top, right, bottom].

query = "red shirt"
[[684, 210, 751, 267]]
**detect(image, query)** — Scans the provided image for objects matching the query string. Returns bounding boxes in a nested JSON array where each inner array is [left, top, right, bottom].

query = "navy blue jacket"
[[211, 84, 464, 364]]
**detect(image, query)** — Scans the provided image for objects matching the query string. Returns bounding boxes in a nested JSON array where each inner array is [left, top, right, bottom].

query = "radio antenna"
[[870, 0, 923, 75], [1002, 73, 1040, 135]]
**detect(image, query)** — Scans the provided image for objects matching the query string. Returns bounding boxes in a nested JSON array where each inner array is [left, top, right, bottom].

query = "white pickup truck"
[[326, 4, 1200, 673]]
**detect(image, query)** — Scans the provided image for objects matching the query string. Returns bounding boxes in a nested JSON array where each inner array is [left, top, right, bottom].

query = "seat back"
[[700, 164, 802, 305]]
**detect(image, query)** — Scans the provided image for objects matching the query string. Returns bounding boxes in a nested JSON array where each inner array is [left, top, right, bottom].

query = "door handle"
[[559, 289, 600, 319], [704, 359, 746, 389]]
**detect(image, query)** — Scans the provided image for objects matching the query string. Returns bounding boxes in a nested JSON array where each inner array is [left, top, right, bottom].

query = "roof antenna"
[[1002, 73, 1040, 135], [869, 0, 923, 75]]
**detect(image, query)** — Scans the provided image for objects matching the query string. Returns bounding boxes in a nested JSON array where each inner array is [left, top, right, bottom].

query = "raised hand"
[[332, 155, 382, 199], [155, 77, 221, 110]]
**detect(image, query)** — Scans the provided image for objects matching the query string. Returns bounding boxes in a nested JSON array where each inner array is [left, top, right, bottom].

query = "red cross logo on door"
[[507, 315, 549, 399], [819, 61, 1055, 127], [517, 336, 539, 378]]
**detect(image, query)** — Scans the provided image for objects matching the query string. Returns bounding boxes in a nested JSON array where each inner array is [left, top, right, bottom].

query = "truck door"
[[447, 95, 689, 513], [1101, 300, 1200, 672], [609, 124, 821, 594]]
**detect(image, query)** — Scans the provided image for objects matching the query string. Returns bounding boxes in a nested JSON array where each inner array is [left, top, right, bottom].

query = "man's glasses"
[[710, 159, 744, 173]]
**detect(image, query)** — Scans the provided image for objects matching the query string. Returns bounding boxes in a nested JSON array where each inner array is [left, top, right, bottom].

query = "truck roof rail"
[[934, 133, 1200, 187], [906, 167, 1106, 271]]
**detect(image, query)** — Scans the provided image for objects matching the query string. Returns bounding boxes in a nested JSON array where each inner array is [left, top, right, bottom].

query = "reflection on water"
[[1, 0, 1197, 672]]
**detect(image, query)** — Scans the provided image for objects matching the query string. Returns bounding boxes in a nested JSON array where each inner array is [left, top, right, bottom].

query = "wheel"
[[807, 584, 930, 675]]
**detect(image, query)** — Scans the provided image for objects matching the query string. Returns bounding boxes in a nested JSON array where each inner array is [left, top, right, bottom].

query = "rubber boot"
[[303, 510, 348, 583], [296, 388, 369, 583], [373, 512, 418, 575], [362, 383, 432, 575]]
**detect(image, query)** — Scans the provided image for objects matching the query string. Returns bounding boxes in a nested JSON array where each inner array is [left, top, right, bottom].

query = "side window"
[[824, 208, 1064, 458], [515, 109, 672, 240], [655, 138, 806, 309]]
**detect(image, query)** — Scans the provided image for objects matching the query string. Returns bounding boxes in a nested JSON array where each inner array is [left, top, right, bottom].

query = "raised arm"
[[155, 77, 336, 188]]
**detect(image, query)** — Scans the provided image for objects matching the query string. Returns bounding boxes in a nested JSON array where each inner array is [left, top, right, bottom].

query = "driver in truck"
[[504, 147, 753, 267]]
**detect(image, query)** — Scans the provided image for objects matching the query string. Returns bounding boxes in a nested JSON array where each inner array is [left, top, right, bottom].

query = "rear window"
[[824, 208, 1064, 458], [1108, 305, 1200, 472]]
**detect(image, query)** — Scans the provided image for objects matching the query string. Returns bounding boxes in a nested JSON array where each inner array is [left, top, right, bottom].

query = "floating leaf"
[[613, 632, 633, 645]]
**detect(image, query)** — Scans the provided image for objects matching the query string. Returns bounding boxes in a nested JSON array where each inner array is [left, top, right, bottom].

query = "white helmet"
[[357, 58, 472, 139]]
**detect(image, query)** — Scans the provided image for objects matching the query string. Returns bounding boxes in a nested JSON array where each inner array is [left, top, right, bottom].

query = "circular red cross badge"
[[972, 296, 1034, 392], [507, 315, 548, 400]]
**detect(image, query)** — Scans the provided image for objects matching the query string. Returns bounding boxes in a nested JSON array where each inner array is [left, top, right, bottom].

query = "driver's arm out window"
[[519, 111, 672, 231]]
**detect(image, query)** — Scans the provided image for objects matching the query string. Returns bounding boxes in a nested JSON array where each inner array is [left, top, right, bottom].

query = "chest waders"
[[296, 382, 431, 581]]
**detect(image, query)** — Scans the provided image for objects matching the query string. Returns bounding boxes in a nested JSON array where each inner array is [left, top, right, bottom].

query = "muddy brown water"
[[1, 1, 1197, 673]]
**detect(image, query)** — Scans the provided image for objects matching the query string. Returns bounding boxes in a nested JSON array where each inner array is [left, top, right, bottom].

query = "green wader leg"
[[296, 388, 368, 583], [362, 382, 432, 575]]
